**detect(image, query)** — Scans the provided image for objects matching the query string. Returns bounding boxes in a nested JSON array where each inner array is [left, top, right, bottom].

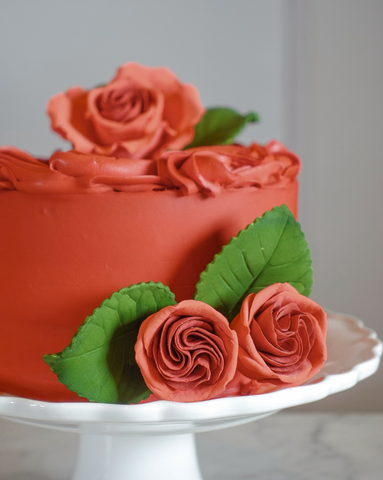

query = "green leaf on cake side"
[[43, 282, 176, 404], [185, 107, 260, 149], [194, 205, 313, 322]]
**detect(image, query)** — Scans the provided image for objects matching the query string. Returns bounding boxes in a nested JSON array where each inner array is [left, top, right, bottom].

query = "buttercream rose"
[[157, 140, 300, 196], [47, 62, 205, 160], [230, 283, 327, 394], [135, 300, 238, 402]]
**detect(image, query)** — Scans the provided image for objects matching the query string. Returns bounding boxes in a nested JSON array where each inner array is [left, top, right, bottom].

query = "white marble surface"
[[0, 413, 382, 480]]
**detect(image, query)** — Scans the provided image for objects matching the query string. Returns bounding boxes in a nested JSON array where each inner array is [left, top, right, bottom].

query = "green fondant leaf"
[[43, 282, 176, 404], [186, 107, 260, 148], [194, 205, 313, 321]]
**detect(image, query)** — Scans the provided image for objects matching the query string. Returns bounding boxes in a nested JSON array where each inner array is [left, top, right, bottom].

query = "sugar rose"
[[47, 62, 205, 160], [135, 300, 238, 402], [230, 283, 327, 392], [157, 141, 300, 196]]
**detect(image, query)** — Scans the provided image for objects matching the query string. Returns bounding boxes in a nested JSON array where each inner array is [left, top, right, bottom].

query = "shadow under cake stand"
[[0, 311, 381, 480]]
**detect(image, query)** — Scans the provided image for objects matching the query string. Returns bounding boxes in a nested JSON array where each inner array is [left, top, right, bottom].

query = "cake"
[[0, 63, 325, 403]]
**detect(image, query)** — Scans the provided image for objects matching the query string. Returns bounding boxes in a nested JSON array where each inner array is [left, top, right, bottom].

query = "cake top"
[[0, 62, 299, 195], [0, 142, 299, 195]]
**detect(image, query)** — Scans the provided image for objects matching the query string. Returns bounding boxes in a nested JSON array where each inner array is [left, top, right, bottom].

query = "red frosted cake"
[[0, 63, 324, 404]]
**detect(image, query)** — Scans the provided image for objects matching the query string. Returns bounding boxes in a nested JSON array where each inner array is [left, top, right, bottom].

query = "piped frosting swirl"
[[0, 141, 299, 195]]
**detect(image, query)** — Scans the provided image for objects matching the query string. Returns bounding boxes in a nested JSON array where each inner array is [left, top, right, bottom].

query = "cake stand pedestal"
[[0, 311, 381, 480], [73, 433, 203, 480]]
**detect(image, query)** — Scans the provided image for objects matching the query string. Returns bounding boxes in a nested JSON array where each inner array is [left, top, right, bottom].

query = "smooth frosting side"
[[0, 185, 298, 401]]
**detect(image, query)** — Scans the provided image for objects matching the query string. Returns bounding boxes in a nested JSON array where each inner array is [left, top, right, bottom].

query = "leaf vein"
[[241, 249, 254, 278]]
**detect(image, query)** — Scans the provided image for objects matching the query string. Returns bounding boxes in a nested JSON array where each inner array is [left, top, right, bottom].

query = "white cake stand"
[[0, 311, 381, 480]]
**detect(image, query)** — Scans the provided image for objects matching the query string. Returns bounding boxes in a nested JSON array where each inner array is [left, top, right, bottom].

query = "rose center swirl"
[[97, 87, 152, 123], [251, 307, 316, 373], [153, 316, 226, 386]]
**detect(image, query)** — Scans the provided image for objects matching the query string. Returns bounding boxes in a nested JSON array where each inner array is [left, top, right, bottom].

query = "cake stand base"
[[73, 433, 202, 480]]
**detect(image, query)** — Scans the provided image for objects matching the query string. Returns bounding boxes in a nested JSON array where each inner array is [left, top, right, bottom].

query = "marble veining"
[[0, 413, 382, 480]]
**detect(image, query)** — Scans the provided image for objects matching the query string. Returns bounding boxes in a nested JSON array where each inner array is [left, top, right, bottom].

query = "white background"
[[0, 0, 382, 411]]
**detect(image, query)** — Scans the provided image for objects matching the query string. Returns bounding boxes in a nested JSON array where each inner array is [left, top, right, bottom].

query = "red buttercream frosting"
[[0, 147, 170, 193], [158, 141, 300, 196], [0, 142, 299, 196], [135, 300, 238, 402], [47, 62, 205, 160], [228, 283, 327, 395], [0, 145, 299, 401]]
